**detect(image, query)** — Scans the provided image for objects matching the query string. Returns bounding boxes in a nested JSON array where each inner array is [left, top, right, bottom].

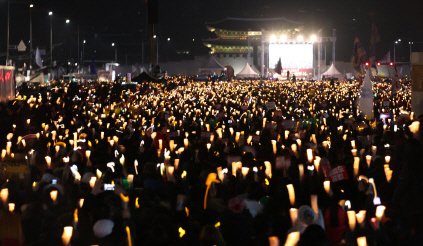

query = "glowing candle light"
[[241, 167, 249, 179], [384, 167, 392, 182], [299, 164, 304, 180], [169, 140, 174, 152], [8, 203, 15, 212], [272, 140, 277, 154], [235, 132, 240, 143], [286, 184, 295, 206], [89, 177, 96, 188], [324, 181, 330, 194], [79, 199, 84, 208], [371, 146, 377, 156], [357, 236, 367, 246], [289, 208, 298, 227], [45, 156, 51, 169], [311, 195, 318, 216], [356, 210, 366, 225], [184, 138, 188, 149], [284, 231, 300, 246], [264, 161, 272, 178], [385, 156, 390, 163], [0, 188, 8, 203], [6, 142, 11, 156], [174, 159, 180, 170], [296, 139, 301, 148], [1, 149, 6, 161], [50, 190, 58, 202], [158, 139, 162, 150], [232, 162, 242, 177], [366, 155, 372, 168], [62, 226, 73, 246], [347, 211, 356, 231], [101, 132, 104, 140], [351, 148, 357, 156], [22, 139, 26, 147], [127, 174, 134, 184], [285, 130, 289, 140], [268, 236, 279, 246], [73, 132, 77, 149], [351, 140, 356, 149], [376, 205, 386, 221], [207, 143, 211, 151], [306, 149, 313, 163], [354, 157, 360, 177]]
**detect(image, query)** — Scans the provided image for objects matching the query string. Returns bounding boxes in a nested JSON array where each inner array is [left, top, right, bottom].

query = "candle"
[[366, 155, 372, 168], [351, 140, 356, 149], [50, 190, 58, 202], [314, 157, 321, 173], [241, 167, 249, 179], [296, 139, 301, 148], [85, 150, 91, 160], [356, 210, 366, 225], [351, 149, 357, 156], [79, 199, 84, 208], [272, 140, 277, 154], [206, 124, 210, 132], [8, 203, 15, 212], [0, 188, 8, 203], [184, 138, 188, 149], [170, 140, 174, 152], [384, 167, 392, 182], [45, 156, 51, 169], [174, 159, 180, 170], [311, 195, 318, 216], [306, 149, 313, 163], [347, 211, 356, 231], [354, 157, 360, 177], [89, 177, 96, 188], [264, 161, 272, 178], [298, 164, 304, 180], [268, 236, 279, 246], [1, 149, 6, 161], [290, 208, 298, 227], [291, 144, 297, 153], [158, 139, 163, 150], [207, 143, 211, 151], [166, 166, 174, 181], [127, 174, 134, 184], [235, 132, 240, 143], [62, 226, 73, 246], [22, 139, 26, 147], [284, 231, 300, 246], [324, 181, 330, 194], [285, 130, 289, 140], [73, 132, 78, 149], [286, 184, 295, 206], [376, 205, 386, 221], [110, 139, 114, 146], [385, 156, 390, 163], [232, 162, 242, 177], [6, 142, 11, 156], [357, 236, 367, 246], [101, 132, 104, 140]]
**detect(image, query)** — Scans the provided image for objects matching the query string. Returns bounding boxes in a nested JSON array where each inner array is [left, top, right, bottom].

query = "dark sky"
[[1, 0, 422, 66]]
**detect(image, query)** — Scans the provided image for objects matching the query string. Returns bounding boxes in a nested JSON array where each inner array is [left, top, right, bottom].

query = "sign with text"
[[327, 165, 349, 183], [0, 66, 15, 102]]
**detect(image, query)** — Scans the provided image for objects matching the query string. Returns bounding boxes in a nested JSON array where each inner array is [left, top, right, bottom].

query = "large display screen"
[[269, 44, 313, 69]]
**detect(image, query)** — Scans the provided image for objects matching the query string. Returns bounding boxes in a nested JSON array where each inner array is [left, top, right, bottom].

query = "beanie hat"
[[93, 219, 114, 238], [298, 205, 316, 225]]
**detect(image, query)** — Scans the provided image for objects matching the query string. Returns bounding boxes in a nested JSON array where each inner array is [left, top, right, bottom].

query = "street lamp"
[[66, 19, 70, 23], [394, 41, 398, 63], [112, 43, 117, 62], [49, 11, 53, 74], [29, 3, 34, 75]]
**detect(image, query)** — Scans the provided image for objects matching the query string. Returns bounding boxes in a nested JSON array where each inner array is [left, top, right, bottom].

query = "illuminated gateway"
[[202, 17, 336, 79]]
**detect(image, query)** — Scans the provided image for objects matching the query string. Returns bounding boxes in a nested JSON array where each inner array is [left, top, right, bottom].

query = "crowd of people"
[[0, 76, 422, 246]]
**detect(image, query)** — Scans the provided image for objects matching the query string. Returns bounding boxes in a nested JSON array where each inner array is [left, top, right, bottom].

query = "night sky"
[[1, 0, 422, 67]]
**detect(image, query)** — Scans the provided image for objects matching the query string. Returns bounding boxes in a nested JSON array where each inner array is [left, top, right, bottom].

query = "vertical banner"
[[127, 73, 131, 83], [0, 66, 15, 102]]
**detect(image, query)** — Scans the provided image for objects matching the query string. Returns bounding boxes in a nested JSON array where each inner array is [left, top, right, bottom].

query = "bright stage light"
[[280, 35, 287, 42], [270, 35, 277, 43], [311, 35, 316, 42], [297, 36, 303, 42]]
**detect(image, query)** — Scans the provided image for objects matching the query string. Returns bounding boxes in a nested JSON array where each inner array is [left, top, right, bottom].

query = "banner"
[[35, 48, 43, 68], [0, 66, 15, 102], [351, 37, 367, 72], [359, 69, 373, 118]]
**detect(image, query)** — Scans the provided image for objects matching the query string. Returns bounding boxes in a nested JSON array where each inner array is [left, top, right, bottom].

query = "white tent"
[[199, 55, 224, 72], [321, 63, 344, 80], [236, 62, 259, 78]]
